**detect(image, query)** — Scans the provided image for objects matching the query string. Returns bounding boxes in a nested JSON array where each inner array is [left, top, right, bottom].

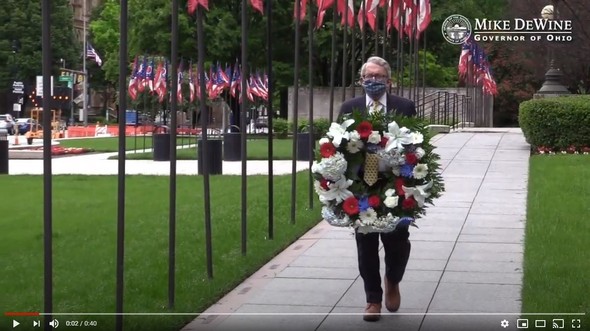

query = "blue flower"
[[399, 217, 414, 226], [366, 144, 381, 153], [401, 164, 414, 178], [358, 196, 370, 212]]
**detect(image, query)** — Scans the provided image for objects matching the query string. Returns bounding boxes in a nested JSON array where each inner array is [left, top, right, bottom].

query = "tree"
[[0, 0, 79, 109]]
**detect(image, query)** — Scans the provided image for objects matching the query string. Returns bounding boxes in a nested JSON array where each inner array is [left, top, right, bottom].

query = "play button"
[[12, 320, 20, 328]]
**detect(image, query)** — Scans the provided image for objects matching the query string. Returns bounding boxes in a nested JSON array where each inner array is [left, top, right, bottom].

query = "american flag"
[[86, 43, 102, 66]]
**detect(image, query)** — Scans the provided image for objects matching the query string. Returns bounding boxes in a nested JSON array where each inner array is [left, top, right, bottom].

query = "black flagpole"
[[197, 5, 214, 276], [240, 0, 250, 249], [329, 1, 337, 122], [351, 1, 357, 98], [361, 0, 366, 62], [308, 0, 314, 210], [115, 0, 128, 330], [341, 1, 349, 102], [266, 0, 274, 240], [41, 0, 53, 329], [168, 0, 178, 308], [290, 0, 301, 224]]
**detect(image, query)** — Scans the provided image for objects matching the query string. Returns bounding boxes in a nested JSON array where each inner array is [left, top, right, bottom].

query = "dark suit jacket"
[[339, 93, 416, 118]]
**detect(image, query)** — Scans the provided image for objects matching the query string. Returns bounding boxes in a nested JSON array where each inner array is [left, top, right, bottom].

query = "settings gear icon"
[[500, 319, 510, 328]]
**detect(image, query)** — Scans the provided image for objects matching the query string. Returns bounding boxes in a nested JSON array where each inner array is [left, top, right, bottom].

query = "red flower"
[[402, 197, 416, 210], [368, 195, 380, 207], [395, 178, 405, 196], [356, 121, 373, 139], [320, 178, 330, 190], [405, 153, 418, 165], [320, 142, 337, 158], [342, 196, 359, 215], [380, 136, 388, 148]]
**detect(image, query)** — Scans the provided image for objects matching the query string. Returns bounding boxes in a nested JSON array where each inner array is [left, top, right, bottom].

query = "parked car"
[[0, 114, 16, 134], [16, 118, 40, 135]]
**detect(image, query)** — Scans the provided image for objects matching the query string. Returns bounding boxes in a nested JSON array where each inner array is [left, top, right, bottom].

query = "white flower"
[[415, 147, 426, 159], [383, 121, 413, 152], [368, 131, 381, 144], [346, 139, 364, 153], [411, 132, 424, 144], [359, 208, 377, 224], [315, 152, 347, 181], [391, 166, 401, 176], [383, 196, 399, 208], [412, 163, 428, 179], [385, 188, 396, 197], [402, 181, 433, 207], [349, 130, 361, 142], [313, 180, 329, 199], [320, 175, 354, 203], [326, 119, 355, 147], [319, 137, 330, 145]]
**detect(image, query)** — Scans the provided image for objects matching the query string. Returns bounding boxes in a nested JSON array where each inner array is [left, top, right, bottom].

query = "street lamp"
[[536, 1, 570, 96]]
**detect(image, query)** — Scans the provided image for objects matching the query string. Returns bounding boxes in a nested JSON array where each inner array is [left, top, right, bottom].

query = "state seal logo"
[[442, 15, 472, 45]]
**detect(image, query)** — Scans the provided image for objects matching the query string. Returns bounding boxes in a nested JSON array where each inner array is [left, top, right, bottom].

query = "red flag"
[[458, 41, 472, 78], [294, 0, 308, 22], [155, 60, 168, 103], [315, 0, 335, 29], [336, 0, 355, 27], [128, 57, 138, 101], [188, 0, 209, 15], [358, 0, 380, 32], [250, 0, 264, 14], [177, 63, 183, 104], [153, 61, 162, 95], [417, 0, 431, 34], [188, 65, 196, 103], [403, 0, 418, 38], [386, 0, 403, 36]]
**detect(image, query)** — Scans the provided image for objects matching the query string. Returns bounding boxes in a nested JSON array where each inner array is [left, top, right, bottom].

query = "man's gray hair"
[[359, 56, 392, 79]]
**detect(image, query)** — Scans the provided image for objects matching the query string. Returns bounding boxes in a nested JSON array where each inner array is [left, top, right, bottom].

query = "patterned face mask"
[[362, 80, 387, 100]]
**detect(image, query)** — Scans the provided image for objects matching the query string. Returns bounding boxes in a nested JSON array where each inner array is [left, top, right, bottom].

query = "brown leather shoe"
[[363, 303, 382, 321], [384, 279, 401, 312]]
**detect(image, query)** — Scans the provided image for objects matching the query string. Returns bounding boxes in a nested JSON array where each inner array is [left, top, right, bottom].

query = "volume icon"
[[49, 319, 59, 328]]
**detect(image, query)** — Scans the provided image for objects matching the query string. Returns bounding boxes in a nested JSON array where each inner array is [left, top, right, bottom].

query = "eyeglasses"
[[361, 75, 389, 82]]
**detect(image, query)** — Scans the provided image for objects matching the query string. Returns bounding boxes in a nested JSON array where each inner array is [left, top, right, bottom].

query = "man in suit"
[[339, 56, 416, 322]]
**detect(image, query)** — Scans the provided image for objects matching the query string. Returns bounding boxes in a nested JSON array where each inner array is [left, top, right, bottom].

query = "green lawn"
[[1, 173, 320, 330], [120, 138, 317, 160], [57, 136, 316, 160], [57, 136, 196, 152], [522, 155, 590, 325]]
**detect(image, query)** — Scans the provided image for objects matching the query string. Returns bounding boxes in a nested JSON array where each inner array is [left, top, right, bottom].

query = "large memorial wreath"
[[312, 111, 445, 233]]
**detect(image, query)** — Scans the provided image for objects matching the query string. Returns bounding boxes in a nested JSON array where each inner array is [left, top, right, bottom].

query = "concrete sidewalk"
[[181, 129, 530, 331], [7, 149, 311, 176]]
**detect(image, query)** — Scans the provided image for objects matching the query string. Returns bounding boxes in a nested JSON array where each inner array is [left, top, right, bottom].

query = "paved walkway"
[[7, 146, 310, 176], [180, 128, 530, 331]]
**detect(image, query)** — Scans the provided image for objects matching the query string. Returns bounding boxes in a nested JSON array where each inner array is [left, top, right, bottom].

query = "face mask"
[[362, 80, 387, 99]]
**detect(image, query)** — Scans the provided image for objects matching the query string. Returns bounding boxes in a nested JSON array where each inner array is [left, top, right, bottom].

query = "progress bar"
[[4, 312, 587, 316]]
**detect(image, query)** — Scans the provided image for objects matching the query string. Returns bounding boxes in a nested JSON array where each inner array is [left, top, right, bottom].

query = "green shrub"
[[293, 118, 331, 139], [519, 95, 590, 149], [272, 117, 290, 139]]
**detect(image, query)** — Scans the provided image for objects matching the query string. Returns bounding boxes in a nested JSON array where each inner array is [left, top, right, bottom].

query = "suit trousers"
[[355, 226, 411, 303]]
